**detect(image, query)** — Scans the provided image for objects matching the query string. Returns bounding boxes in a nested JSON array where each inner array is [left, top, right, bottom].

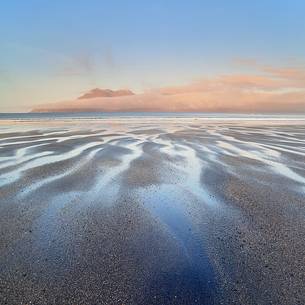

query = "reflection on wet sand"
[[1, 118, 305, 304]]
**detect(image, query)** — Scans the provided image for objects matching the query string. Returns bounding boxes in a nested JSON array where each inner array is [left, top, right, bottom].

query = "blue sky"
[[1, 0, 305, 111]]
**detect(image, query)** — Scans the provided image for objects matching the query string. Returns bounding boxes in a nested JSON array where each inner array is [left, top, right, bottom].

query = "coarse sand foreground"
[[0, 118, 305, 304]]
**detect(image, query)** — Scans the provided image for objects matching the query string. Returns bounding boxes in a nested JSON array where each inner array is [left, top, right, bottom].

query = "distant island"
[[77, 88, 135, 99], [31, 88, 141, 112]]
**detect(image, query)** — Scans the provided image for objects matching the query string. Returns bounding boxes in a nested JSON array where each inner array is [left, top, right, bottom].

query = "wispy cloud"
[[161, 62, 305, 94], [58, 52, 95, 76]]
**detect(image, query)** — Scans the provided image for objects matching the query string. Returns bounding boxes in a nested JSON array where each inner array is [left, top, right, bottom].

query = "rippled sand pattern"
[[1, 118, 305, 305]]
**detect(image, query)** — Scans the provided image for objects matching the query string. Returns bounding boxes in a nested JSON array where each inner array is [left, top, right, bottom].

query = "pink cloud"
[[32, 63, 305, 113]]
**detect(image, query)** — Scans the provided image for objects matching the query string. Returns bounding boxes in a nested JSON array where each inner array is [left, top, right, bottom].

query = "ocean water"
[[1, 112, 305, 121]]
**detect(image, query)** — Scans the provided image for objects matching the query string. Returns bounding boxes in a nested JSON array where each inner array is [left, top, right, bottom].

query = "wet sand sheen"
[[0, 118, 305, 304]]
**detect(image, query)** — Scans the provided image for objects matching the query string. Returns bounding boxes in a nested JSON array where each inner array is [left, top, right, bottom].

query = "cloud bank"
[[32, 63, 305, 113]]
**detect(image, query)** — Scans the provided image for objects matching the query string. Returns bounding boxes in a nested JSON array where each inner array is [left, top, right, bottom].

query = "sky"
[[1, 0, 305, 112]]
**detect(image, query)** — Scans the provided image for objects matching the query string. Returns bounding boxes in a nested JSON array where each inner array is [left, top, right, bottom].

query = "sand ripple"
[[1, 122, 304, 194], [1, 119, 305, 304]]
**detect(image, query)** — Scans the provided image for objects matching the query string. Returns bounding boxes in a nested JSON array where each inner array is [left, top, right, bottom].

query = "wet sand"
[[0, 118, 305, 304]]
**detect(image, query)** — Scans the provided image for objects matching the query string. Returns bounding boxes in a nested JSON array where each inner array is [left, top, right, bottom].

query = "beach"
[[0, 116, 305, 304]]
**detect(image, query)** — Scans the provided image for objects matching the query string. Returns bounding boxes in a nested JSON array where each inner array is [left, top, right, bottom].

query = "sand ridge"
[[0, 118, 305, 304]]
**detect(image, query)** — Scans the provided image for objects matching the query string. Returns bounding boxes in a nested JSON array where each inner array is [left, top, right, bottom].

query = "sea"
[[1, 112, 305, 121]]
